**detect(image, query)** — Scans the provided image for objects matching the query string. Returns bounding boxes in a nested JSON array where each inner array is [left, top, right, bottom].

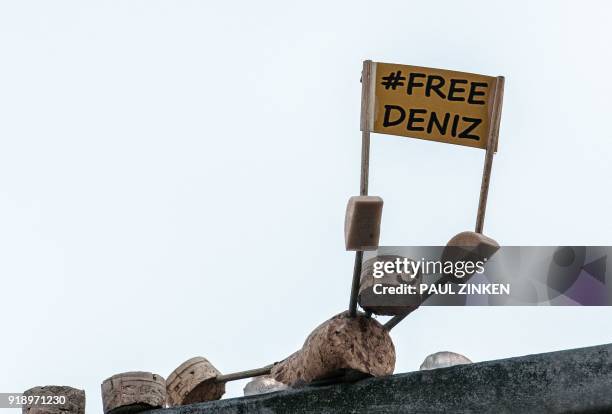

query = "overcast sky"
[[1, 1, 611, 412]]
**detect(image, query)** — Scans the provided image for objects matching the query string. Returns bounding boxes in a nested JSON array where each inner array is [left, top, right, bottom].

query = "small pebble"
[[243, 375, 289, 396], [419, 351, 472, 370]]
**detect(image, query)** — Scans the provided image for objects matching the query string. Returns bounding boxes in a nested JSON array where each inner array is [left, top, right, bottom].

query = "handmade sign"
[[361, 61, 503, 150], [359, 60, 504, 235], [349, 61, 505, 320]]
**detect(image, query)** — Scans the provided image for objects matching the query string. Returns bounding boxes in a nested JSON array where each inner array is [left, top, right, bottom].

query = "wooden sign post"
[[347, 61, 375, 317], [475, 76, 504, 233], [349, 60, 505, 318]]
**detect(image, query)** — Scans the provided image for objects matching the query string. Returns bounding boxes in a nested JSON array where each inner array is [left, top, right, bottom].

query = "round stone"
[[419, 351, 472, 370], [243, 375, 288, 396]]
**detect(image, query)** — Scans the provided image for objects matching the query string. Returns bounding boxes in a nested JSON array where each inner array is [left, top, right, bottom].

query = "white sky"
[[1, 1, 611, 412]]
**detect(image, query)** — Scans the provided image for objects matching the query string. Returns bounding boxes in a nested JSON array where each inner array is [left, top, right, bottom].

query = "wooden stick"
[[360, 130, 370, 196], [349, 60, 373, 317], [384, 255, 490, 331], [383, 310, 412, 330], [475, 76, 505, 234], [383, 279, 449, 330], [359, 59, 373, 196], [348, 251, 364, 317], [383, 282, 441, 330], [213, 364, 275, 383]]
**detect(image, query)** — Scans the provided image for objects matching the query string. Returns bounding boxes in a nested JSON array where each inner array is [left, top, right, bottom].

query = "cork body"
[[22, 386, 85, 414], [101, 372, 166, 414], [358, 255, 422, 315], [166, 357, 225, 406], [271, 311, 395, 386]]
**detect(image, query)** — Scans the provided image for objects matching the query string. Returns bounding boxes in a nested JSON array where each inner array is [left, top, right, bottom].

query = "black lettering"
[[451, 114, 460, 137], [382, 105, 406, 127], [467, 82, 488, 105], [425, 75, 446, 99], [407, 109, 427, 131], [407, 73, 426, 95], [426, 112, 450, 135], [458, 117, 482, 140], [448, 79, 468, 101]]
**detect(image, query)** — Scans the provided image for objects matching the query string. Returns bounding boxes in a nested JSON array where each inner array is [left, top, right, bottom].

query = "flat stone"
[[419, 351, 472, 370], [243, 375, 288, 396]]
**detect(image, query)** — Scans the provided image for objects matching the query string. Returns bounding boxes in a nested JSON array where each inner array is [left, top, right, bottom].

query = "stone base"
[[144, 343, 612, 414]]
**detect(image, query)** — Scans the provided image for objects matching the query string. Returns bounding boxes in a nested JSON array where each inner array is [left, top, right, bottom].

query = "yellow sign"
[[362, 62, 503, 150]]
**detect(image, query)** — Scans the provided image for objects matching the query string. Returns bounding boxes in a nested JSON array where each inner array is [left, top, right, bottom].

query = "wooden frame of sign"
[[359, 59, 504, 234]]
